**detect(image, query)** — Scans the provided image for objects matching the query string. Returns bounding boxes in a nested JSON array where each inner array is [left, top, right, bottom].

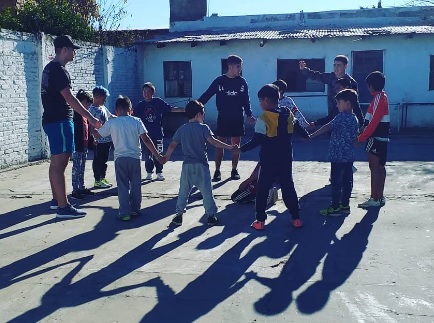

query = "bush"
[[0, 0, 95, 42]]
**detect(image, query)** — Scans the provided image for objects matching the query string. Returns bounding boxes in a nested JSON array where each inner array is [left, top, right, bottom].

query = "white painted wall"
[[139, 33, 434, 128]]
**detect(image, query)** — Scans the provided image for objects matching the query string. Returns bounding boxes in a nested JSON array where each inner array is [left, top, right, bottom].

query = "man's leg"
[[368, 153, 383, 201], [230, 136, 241, 170], [49, 153, 70, 208], [215, 136, 226, 171]]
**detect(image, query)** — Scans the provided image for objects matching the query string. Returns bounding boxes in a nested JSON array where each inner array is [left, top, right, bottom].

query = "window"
[[163, 61, 192, 97], [277, 59, 325, 92], [352, 50, 383, 103], [430, 56, 434, 91]]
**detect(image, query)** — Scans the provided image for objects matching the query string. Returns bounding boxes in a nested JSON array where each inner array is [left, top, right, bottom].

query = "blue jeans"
[[330, 162, 353, 208]]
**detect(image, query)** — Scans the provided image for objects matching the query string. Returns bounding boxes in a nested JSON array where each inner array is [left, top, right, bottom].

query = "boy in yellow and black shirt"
[[235, 84, 309, 230]]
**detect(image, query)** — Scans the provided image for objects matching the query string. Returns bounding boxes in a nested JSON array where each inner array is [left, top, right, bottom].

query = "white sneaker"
[[358, 198, 380, 208], [145, 173, 153, 181], [156, 173, 165, 181]]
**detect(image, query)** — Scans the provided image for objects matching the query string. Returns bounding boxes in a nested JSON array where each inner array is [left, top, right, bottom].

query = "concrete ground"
[[0, 132, 433, 323]]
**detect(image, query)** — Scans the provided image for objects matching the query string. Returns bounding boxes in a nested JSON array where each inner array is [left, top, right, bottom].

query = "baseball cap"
[[53, 35, 80, 49]]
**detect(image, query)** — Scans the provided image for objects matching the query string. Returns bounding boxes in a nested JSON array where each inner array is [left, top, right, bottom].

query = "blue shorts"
[[43, 120, 75, 155]]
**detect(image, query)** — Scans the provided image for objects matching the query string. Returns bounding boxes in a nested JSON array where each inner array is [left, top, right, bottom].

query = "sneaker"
[[267, 187, 278, 206], [101, 178, 113, 187], [380, 197, 386, 206], [145, 173, 153, 181], [50, 199, 58, 210], [231, 169, 240, 180], [78, 188, 95, 195], [251, 220, 265, 230], [207, 215, 219, 226], [339, 204, 351, 214], [56, 204, 86, 219], [292, 219, 303, 228], [131, 210, 142, 217], [71, 191, 85, 200], [172, 214, 183, 226], [94, 180, 111, 188], [156, 173, 165, 181], [212, 169, 221, 182], [358, 198, 381, 208], [320, 206, 341, 216], [118, 215, 131, 221]]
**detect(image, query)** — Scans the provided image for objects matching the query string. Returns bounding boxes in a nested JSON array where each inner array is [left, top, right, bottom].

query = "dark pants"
[[93, 142, 112, 181], [115, 157, 141, 217], [143, 138, 163, 174], [256, 162, 299, 222], [330, 162, 353, 208]]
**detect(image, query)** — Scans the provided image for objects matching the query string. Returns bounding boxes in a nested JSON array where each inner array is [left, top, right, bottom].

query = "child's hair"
[[257, 84, 279, 104], [115, 95, 132, 112], [93, 85, 110, 97], [76, 89, 92, 103], [365, 71, 385, 91], [334, 55, 349, 65], [335, 89, 358, 107], [142, 82, 156, 93], [335, 78, 351, 89], [227, 55, 243, 65], [272, 79, 287, 93], [185, 100, 204, 119]]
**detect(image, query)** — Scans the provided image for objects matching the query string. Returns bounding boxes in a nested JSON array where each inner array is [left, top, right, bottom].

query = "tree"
[[0, 0, 95, 41], [0, 0, 129, 43]]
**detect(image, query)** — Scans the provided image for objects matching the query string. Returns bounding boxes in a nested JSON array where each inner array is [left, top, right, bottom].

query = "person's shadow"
[[240, 185, 350, 315], [296, 208, 380, 313]]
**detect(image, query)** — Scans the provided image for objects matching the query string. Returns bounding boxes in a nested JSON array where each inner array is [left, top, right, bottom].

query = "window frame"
[[277, 58, 325, 93], [352, 50, 384, 103], [163, 61, 192, 98]]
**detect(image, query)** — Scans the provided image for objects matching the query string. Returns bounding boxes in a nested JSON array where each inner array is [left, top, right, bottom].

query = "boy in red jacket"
[[357, 71, 389, 208]]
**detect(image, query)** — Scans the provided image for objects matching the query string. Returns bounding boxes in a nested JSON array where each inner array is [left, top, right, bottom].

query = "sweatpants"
[[176, 163, 218, 216], [115, 157, 142, 217], [255, 162, 300, 222], [71, 149, 88, 191], [93, 141, 112, 181]]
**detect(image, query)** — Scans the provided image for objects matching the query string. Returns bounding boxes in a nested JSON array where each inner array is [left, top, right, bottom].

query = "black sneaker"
[[212, 169, 221, 182], [172, 214, 183, 226], [78, 188, 95, 195], [207, 215, 219, 226], [231, 169, 240, 180], [71, 191, 85, 200]]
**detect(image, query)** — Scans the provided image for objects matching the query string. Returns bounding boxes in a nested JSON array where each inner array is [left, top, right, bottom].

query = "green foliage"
[[0, 0, 95, 42]]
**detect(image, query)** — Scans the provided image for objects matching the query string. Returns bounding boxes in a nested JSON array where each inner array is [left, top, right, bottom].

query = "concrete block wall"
[[0, 30, 140, 169], [0, 31, 42, 168]]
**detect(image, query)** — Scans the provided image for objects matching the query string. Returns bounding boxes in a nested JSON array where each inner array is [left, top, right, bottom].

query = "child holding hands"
[[164, 100, 236, 227]]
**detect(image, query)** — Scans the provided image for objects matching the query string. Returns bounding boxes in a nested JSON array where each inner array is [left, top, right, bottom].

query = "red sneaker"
[[292, 219, 303, 228], [251, 220, 265, 230]]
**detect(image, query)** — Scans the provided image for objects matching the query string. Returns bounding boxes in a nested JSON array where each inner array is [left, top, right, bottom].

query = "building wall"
[[0, 29, 140, 169], [139, 33, 434, 129]]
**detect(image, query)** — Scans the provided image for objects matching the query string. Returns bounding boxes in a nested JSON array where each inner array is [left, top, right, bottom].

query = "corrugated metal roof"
[[141, 25, 434, 44]]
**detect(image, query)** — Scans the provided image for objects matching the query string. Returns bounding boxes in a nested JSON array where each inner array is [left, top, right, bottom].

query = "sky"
[[117, 0, 407, 30]]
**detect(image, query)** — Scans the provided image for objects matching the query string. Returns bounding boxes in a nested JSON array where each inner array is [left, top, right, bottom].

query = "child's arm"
[[310, 123, 332, 139], [294, 120, 310, 139], [207, 136, 234, 150], [170, 107, 185, 112], [164, 140, 178, 161], [140, 133, 166, 164]]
